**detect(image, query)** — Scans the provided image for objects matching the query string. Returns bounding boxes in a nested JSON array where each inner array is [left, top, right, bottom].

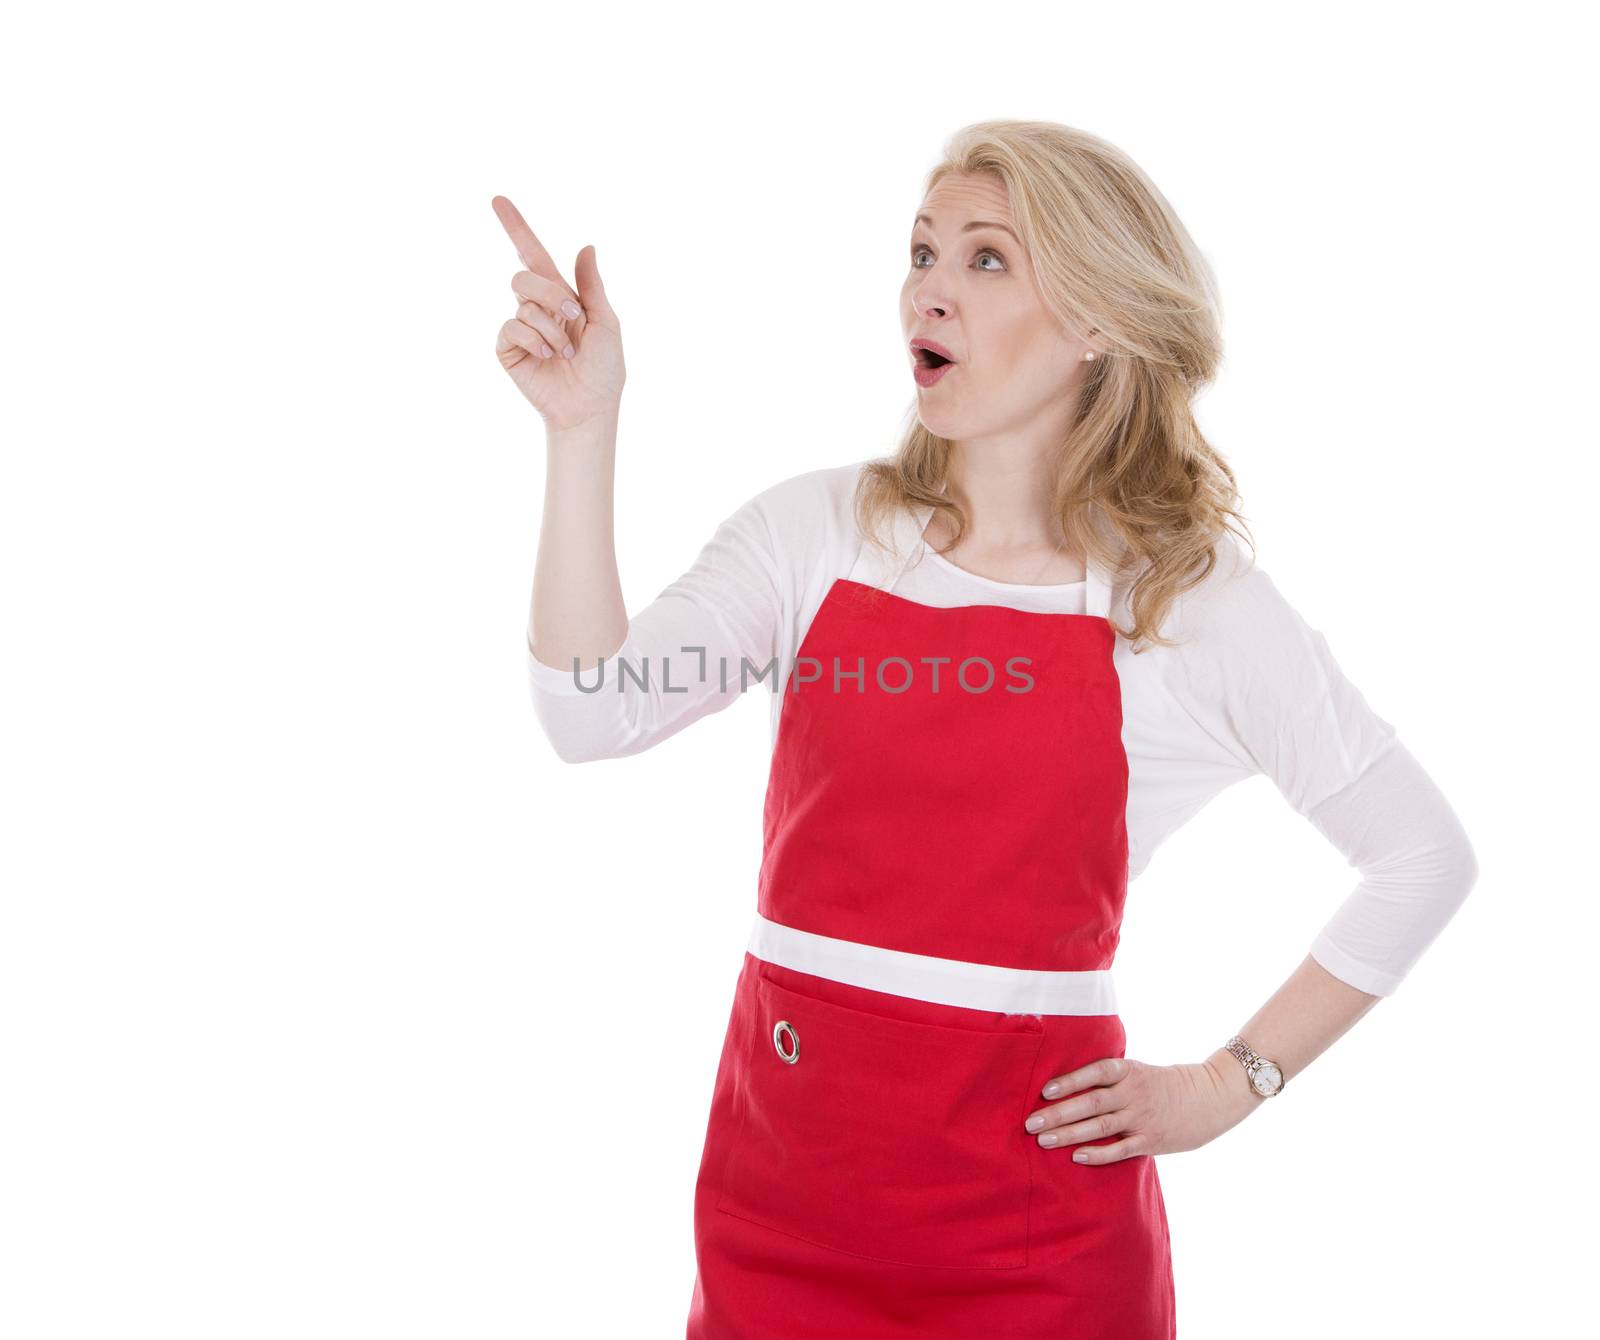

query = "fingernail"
[[1025, 1115, 1044, 1133], [562, 343, 574, 359], [1042, 1083, 1060, 1098], [1039, 1133, 1058, 1147], [1073, 1150, 1088, 1162], [561, 300, 581, 319], [539, 342, 553, 357]]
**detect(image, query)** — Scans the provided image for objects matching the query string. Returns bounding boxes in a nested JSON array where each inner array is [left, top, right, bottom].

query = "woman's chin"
[[915, 406, 971, 438]]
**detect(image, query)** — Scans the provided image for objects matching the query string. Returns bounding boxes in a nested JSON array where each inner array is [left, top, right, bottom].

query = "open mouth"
[[915, 348, 954, 369]]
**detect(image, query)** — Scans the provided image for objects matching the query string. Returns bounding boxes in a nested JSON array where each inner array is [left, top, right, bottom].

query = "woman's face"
[[901, 173, 1095, 441]]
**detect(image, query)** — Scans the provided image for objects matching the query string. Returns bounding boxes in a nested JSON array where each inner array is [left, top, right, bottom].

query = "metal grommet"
[[772, 1019, 799, 1064]]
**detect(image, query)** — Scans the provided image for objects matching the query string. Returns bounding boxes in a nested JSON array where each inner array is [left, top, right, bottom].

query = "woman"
[[494, 121, 1477, 1339]]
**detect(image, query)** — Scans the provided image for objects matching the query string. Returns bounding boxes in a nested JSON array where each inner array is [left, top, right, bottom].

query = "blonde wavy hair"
[[855, 119, 1253, 652]]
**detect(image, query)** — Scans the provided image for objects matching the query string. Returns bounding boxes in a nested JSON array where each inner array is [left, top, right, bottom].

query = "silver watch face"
[[1251, 1061, 1284, 1097]]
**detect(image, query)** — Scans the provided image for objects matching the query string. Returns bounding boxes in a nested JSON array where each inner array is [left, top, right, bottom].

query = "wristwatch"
[[1225, 1035, 1285, 1098]]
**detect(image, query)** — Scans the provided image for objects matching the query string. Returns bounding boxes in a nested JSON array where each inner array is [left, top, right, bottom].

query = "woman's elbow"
[[543, 733, 612, 765], [1425, 810, 1480, 918], [529, 700, 632, 765], [1451, 828, 1480, 906]]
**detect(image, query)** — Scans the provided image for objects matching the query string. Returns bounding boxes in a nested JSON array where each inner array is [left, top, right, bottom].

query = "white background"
[[3, 2, 1593, 1336]]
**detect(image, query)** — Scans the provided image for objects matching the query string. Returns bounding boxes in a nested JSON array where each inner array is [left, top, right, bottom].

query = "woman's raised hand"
[[491, 195, 625, 433]]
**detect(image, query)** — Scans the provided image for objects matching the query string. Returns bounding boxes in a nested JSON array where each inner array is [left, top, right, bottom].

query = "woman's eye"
[[910, 245, 1006, 272]]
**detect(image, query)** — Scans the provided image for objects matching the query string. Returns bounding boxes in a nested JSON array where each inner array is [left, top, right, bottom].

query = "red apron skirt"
[[685, 534, 1176, 1339]]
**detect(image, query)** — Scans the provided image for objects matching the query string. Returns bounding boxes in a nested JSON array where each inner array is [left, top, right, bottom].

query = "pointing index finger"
[[491, 195, 561, 283]]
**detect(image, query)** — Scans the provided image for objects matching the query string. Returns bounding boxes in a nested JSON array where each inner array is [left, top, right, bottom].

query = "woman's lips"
[[914, 360, 955, 387]]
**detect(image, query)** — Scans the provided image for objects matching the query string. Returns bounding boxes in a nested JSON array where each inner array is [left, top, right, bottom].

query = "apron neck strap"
[[1084, 554, 1113, 620], [845, 501, 931, 590], [849, 496, 1118, 624]]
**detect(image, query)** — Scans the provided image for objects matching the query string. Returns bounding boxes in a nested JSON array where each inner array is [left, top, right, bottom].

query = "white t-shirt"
[[526, 459, 1478, 997]]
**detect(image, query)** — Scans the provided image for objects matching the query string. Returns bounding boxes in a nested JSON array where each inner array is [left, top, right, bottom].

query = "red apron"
[[686, 528, 1176, 1339]]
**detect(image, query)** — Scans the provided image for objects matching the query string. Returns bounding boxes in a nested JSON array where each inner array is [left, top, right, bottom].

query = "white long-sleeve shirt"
[[526, 458, 1477, 997]]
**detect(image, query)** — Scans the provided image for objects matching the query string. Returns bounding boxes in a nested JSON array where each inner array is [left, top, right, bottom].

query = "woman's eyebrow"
[[913, 213, 1020, 243]]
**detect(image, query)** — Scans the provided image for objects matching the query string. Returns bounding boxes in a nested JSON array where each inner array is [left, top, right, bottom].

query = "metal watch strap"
[[1225, 1034, 1283, 1096], [1226, 1035, 1259, 1069]]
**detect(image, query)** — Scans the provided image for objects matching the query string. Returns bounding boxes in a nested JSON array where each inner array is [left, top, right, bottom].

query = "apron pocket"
[[714, 971, 1044, 1269]]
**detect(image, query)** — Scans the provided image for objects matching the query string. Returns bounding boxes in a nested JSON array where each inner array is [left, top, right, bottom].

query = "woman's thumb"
[[574, 244, 615, 322]]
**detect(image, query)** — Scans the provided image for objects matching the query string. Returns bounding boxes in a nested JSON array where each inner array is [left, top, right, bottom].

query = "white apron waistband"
[[746, 912, 1119, 1017]]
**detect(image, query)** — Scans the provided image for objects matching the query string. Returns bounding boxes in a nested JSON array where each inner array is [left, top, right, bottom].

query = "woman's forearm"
[[528, 407, 627, 673], [1202, 953, 1382, 1114]]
